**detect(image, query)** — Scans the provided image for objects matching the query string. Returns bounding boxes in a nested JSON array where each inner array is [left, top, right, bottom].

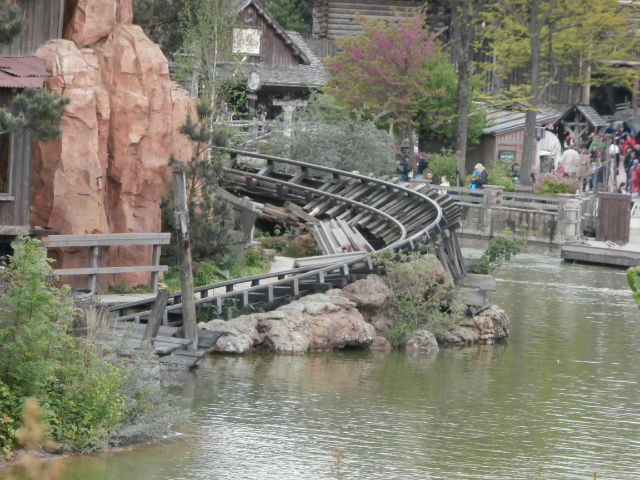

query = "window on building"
[[0, 133, 9, 194]]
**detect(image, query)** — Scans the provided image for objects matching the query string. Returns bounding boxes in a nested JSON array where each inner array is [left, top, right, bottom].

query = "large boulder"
[[199, 289, 376, 354], [404, 330, 439, 352], [33, 0, 182, 292], [434, 305, 509, 344], [199, 316, 260, 354], [342, 274, 389, 309]]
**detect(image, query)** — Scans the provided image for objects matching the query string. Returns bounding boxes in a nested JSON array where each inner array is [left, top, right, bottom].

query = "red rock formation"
[[33, 0, 188, 292]]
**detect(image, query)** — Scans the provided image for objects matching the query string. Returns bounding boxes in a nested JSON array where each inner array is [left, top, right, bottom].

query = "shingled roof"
[[252, 31, 327, 89], [557, 104, 609, 129], [0, 56, 48, 88], [483, 106, 559, 135]]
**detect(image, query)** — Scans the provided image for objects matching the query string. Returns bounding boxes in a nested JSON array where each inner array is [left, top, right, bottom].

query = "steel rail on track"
[[109, 148, 453, 322]]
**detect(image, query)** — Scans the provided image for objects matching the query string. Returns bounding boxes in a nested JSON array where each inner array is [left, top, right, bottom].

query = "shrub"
[[378, 252, 464, 347], [263, 94, 396, 176], [468, 226, 527, 274], [488, 161, 516, 192], [427, 148, 456, 183], [627, 267, 640, 310], [0, 235, 127, 457], [535, 176, 580, 194]]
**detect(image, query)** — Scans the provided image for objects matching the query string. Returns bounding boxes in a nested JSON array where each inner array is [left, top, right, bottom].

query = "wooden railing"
[[44, 233, 171, 294]]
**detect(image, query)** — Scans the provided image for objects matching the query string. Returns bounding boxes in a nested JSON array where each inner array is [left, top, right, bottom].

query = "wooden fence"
[[43, 233, 171, 294], [411, 180, 582, 244]]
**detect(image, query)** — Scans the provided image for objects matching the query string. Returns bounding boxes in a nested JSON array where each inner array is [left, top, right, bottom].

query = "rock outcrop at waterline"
[[32, 0, 196, 293], [199, 290, 377, 354], [198, 274, 510, 354]]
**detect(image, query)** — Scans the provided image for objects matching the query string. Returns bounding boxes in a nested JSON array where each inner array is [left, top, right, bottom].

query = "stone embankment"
[[199, 273, 510, 354]]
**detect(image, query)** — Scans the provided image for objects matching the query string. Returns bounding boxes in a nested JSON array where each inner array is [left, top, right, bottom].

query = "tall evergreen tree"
[[0, 0, 68, 141]]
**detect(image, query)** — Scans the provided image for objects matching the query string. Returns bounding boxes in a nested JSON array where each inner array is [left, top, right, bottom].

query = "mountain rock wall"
[[33, 0, 195, 292]]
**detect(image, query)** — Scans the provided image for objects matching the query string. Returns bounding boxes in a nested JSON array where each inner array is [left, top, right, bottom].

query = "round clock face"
[[248, 71, 260, 91]]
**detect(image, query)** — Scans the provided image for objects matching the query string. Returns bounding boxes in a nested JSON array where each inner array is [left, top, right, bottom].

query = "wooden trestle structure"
[[108, 148, 472, 365]]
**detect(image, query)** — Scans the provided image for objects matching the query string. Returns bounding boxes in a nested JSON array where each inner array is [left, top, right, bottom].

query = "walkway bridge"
[[109, 148, 468, 325]]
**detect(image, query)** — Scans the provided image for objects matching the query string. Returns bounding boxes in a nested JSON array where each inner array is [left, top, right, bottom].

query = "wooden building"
[[233, 0, 327, 119], [466, 106, 558, 171], [0, 0, 64, 239], [311, 0, 422, 38]]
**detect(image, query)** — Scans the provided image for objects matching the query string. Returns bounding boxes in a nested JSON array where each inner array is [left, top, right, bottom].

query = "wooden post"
[[142, 289, 169, 342], [88, 245, 98, 293], [172, 162, 198, 351]]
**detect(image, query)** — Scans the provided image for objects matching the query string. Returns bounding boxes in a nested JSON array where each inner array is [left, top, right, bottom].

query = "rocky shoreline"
[[199, 274, 510, 354]]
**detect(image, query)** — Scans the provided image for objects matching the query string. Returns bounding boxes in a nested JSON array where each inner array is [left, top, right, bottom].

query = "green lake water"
[[3, 247, 640, 479]]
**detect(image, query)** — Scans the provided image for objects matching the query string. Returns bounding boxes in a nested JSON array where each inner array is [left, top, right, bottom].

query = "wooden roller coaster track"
[[109, 148, 466, 324]]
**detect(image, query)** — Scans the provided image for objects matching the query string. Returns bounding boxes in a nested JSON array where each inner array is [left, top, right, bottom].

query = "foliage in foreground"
[[468, 227, 527, 274], [378, 252, 465, 347], [0, 236, 184, 460], [0, 236, 125, 458], [627, 267, 640, 310]]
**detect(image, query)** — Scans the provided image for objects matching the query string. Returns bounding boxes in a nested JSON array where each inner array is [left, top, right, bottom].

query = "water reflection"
[[2, 246, 640, 479]]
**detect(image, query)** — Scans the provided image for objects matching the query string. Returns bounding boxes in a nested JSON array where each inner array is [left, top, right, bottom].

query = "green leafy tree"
[[448, 0, 490, 185], [174, 0, 241, 131], [264, 0, 311, 34], [133, 0, 185, 59], [324, 13, 444, 146], [416, 55, 486, 150], [479, 0, 633, 186]]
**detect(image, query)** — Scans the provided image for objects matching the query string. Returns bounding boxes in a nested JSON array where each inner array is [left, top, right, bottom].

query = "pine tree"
[[0, 0, 68, 141]]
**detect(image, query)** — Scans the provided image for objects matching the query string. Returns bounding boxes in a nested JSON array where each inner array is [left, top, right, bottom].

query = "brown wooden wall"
[[313, 0, 421, 38], [0, 0, 65, 233], [241, 6, 300, 68], [0, 0, 65, 55]]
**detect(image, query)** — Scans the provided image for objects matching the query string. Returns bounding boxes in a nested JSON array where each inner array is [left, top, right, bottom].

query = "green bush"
[[627, 267, 640, 310], [379, 252, 464, 347], [427, 148, 456, 184], [468, 227, 527, 274], [194, 250, 270, 287], [535, 177, 579, 194], [488, 161, 516, 192], [0, 235, 127, 457]]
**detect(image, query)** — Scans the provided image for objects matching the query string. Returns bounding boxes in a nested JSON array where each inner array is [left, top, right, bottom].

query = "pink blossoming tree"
[[324, 13, 443, 149]]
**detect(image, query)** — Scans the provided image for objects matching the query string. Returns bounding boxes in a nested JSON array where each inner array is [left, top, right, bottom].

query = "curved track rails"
[[110, 149, 465, 323]]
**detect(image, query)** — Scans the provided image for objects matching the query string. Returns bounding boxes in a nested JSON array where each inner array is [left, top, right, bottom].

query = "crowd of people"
[[398, 146, 488, 192], [556, 127, 640, 195]]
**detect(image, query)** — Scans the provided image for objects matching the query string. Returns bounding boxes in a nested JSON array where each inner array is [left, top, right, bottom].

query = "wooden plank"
[[53, 265, 169, 275], [45, 233, 171, 247], [142, 290, 169, 341]]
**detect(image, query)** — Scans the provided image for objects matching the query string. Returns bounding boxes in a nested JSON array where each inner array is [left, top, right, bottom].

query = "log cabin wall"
[[0, 0, 65, 234], [312, 0, 421, 38], [0, 0, 65, 55]]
